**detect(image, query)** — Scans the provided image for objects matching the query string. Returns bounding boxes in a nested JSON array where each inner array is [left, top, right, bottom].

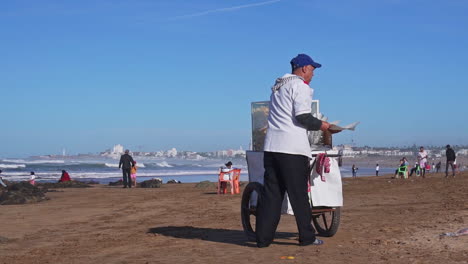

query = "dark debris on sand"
[[140, 179, 162, 188], [167, 179, 182, 184], [0, 236, 9, 243], [108, 179, 124, 186], [36, 181, 92, 189], [195, 181, 215, 188], [0, 181, 48, 205]]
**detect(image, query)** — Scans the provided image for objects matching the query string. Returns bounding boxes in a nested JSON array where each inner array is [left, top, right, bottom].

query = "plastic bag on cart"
[[309, 157, 343, 207], [282, 157, 343, 215]]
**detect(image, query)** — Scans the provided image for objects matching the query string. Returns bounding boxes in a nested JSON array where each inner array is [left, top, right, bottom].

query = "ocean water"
[[0, 157, 248, 184], [0, 156, 397, 184]]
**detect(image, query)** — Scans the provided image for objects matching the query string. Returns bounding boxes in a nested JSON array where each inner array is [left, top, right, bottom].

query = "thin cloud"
[[170, 0, 282, 20]]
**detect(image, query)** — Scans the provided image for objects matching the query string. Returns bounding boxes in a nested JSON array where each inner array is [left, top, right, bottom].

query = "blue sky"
[[1, 0, 467, 157]]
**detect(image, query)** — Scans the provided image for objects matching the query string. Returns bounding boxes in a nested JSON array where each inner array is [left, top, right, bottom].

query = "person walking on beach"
[[119, 149, 135, 188], [417, 146, 428, 178], [436, 161, 441, 173], [130, 161, 138, 187], [0, 170, 7, 188], [352, 164, 358, 178], [445, 145, 456, 178], [375, 164, 379, 176], [256, 53, 339, 248]]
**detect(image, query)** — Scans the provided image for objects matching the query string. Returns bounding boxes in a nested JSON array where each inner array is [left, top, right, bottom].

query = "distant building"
[[100, 144, 124, 158], [166, 148, 177, 158], [112, 144, 124, 154]]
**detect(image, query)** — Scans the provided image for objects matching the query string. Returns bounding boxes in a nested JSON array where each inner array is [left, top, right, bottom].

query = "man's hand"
[[328, 128, 341, 134], [320, 121, 330, 131]]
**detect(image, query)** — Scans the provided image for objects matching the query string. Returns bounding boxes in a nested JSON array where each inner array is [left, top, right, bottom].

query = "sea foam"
[[0, 164, 26, 169], [105, 163, 146, 168]]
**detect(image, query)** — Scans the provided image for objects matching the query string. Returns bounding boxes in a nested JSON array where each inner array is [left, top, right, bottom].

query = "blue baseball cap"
[[290, 53, 322, 70]]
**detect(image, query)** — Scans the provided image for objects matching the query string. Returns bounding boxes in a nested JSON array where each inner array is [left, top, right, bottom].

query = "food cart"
[[241, 101, 343, 241]]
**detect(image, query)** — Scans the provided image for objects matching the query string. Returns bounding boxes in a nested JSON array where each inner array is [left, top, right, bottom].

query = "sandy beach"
[[1, 172, 467, 264]]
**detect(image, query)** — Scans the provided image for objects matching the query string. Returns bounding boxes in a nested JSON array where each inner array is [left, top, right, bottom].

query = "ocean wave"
[[0, 168, 251, 182], [105, 163, 119, 168], [1, 170, 216, 180], [156, 161, 172, 167], [2, 159, 65, 164], [105, 163, 146, 168], [0, 164, 26, 169]]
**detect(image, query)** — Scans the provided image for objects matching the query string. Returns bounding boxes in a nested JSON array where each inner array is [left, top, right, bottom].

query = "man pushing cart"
[[242, 54, 351, 247]]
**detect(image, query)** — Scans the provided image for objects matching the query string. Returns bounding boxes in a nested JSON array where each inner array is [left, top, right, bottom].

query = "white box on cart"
[[246, 151, 343, 215]]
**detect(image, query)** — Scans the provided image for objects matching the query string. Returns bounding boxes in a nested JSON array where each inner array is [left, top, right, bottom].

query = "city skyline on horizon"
[[6, 142, 468, 159]]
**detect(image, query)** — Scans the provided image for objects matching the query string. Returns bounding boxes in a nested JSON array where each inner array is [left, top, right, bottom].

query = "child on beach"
[[219, 161, 233, 193], [131, 161, 138, 187], [29, 171, 36, 185]]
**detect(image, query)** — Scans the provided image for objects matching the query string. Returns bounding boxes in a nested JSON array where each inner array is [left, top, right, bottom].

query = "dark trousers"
[[376, 171, 379, 176], [122, 168, 132, 187], [446, 161, 455, 177], [256, 152, 315, 247]]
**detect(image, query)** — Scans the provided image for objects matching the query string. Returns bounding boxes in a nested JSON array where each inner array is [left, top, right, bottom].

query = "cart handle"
[[311, 154, 342, 157]]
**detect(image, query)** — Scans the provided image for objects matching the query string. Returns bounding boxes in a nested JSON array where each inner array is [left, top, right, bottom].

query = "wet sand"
[[1, 172, 467, 264]]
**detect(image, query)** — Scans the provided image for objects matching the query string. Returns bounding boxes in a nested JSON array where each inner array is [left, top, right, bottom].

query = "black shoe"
[[257, 243, 270, 248], [299, 239, 324, 246]]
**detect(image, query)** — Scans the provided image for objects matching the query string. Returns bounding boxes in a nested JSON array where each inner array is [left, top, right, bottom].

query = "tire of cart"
[[241, 182, 263, 242], [241, 182, 341, 240], [311, 207, 341, 237]]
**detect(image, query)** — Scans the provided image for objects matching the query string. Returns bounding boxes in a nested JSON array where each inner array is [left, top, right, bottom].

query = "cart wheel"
[[312, 207, 341, 237], [241, 182, 263, 242]]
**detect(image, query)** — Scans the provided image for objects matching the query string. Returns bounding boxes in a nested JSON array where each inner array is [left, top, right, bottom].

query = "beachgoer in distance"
[[417, 146, 428, 178], [352, 164, 358, 178], [220, 161, 233, 174], [130, 161, 138, 187], [394, 160, 402, 178], [59, 170, 71, 182], [375, 164, 379, 176], [454, 160, 460, 174], [256, 54, 340, 248], [29, 171, 36, 185], [445, 144, 456, 178], [119, 149, 135, 188], [0, 170, 7, 188], [409, 162, 420, 177], [436, 161, 441, 173], [394, 158, 409, 179]]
